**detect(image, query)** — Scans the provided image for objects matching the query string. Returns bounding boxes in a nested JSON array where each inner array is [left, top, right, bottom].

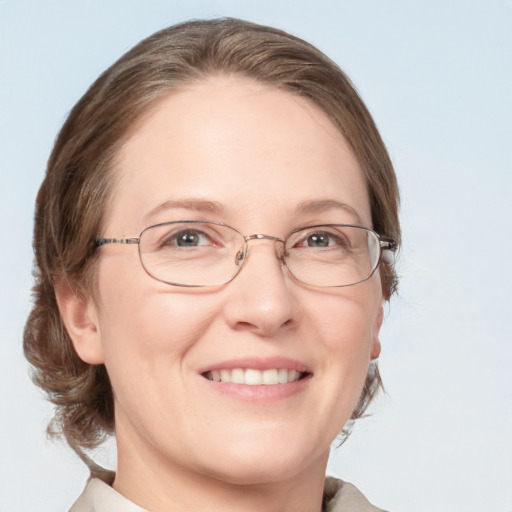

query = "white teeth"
[[205, 368, 304, 385], [278, 368, 289, 384], [262, 369, 278, 385], [231, 368, 245, 384], [245, 369, 262, 385]]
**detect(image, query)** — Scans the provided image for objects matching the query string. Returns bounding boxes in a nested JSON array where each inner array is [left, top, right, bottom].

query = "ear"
[[370, 300, 384, 360], [55, 277, 105, 364]]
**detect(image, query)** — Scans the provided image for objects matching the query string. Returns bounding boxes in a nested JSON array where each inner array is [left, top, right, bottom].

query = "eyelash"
[[160, 229, 219, 248], [153, 223, 355, 252], [292, 230, 350, 249]]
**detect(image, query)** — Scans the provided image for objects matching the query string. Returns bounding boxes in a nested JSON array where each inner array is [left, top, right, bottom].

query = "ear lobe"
[[370, 301, 384, 360], [55, 277, 105, 364]]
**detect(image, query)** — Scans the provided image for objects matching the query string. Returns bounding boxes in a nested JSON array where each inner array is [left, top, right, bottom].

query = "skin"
[[58, 76, 384, 512]]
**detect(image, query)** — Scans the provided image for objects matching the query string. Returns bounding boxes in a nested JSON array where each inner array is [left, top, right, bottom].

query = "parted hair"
[[24, 17, 400, 470]]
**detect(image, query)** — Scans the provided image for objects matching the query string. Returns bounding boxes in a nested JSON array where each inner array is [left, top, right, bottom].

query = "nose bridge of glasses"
[[244, 234, 284, 243], [236, 234, 286, 266]]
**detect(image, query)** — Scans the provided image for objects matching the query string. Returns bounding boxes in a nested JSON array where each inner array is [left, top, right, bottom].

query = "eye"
[[294, 230, 349, 249], [161, 228, 217, 249], [176, 230, 207, 247], [305, 232, 333, 248]]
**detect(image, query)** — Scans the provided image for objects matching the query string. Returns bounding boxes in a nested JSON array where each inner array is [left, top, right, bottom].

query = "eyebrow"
[[144, 197, 365, 226], [144, 198, 225, 222], [294, 199, 365, 226]]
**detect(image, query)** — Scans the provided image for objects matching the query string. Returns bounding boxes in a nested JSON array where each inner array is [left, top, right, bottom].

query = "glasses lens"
[[285, 225, 381, 286], [139, 222, 245, 286]]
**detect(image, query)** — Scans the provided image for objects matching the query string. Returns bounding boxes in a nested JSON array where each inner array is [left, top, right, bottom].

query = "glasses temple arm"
[[379, 237, 397, 265], [95, 237, 140, 247]]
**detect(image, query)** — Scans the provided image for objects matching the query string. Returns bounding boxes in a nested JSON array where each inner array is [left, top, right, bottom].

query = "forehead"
[[108, 76, 370, 234]]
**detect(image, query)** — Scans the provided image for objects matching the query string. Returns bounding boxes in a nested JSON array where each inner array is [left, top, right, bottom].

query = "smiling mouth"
[[202, 368, 309, 386]]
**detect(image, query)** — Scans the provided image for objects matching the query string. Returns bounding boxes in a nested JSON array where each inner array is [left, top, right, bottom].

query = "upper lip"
[[198, 357, 311, 374]]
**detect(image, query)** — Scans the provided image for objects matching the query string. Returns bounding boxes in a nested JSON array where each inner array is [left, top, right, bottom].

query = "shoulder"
[[69, 477, 146, 512], [323, 476, 388, 512]]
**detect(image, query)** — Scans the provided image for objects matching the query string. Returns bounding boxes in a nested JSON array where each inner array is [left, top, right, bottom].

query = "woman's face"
[[77, 77, 383, 486]]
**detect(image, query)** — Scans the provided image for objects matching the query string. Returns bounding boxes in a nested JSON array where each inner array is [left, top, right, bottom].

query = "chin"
[[195, 428, 330, 486]]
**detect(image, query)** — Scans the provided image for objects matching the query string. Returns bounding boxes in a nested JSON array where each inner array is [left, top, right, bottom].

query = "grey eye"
[[306, 233, 330, 247], [298, 231, 348, 249], [176, 231, 202, 246], [162, 229, 211, 248]]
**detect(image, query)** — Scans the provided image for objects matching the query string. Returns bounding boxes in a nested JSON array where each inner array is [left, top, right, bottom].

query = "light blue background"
[[1, 1, 511, 510]]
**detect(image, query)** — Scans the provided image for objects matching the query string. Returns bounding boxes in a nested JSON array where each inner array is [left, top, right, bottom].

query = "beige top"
[[69, 475, 386, 512]]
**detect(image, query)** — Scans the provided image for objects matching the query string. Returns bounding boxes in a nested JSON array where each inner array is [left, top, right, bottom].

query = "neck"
[[113, 431, 329, 512]]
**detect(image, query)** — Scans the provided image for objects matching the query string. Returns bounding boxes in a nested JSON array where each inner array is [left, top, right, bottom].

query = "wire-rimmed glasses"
[[96, 220, 397, 287]]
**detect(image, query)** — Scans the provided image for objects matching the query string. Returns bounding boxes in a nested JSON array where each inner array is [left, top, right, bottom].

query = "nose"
[[222, 237, 297, 337]]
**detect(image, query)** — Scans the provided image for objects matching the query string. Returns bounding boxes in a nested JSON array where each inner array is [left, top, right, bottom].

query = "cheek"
[[310, 285, 380, 354], [295, 286, 382, 443], [94, 255, 220, 381], [316, 305, 376, 395], [307, 283, 382, 405]]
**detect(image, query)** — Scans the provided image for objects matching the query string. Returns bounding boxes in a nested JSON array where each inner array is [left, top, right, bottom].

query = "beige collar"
[[70, 475, 385, 512]]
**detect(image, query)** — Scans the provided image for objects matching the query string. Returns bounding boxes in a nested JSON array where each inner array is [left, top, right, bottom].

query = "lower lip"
[[202, 375, 312, 402]]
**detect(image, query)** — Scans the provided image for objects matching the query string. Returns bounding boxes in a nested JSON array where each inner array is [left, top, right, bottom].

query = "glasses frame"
[[96, 220, 397, 288]]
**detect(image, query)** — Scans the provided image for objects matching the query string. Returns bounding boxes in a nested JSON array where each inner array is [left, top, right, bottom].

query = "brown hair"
[[24, 17, 400, 468]]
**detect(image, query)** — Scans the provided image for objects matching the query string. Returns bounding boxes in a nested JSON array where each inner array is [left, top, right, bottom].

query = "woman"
[[24, 18, 400, 512]]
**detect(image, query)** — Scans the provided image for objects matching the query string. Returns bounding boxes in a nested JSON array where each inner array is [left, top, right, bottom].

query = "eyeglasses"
[[96, 220, 397, 288]]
